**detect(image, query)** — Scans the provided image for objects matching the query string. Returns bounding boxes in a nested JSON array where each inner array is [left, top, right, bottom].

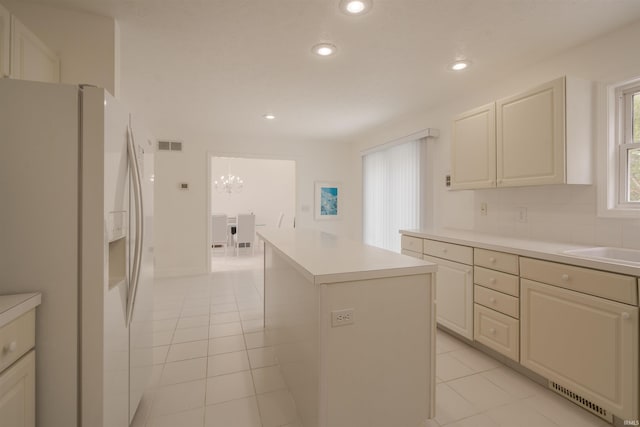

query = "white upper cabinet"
[[496, 77, 592, 187], [10, 16, 60, 83], [451, 103, 496, 190], [497, 78, 565, 186], [0, 3, 9, 78], [450, 76, 593, 190]]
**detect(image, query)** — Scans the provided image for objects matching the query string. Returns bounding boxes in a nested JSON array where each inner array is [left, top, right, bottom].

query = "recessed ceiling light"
[[450, 60, 471, 71], [312, 43, 337, 57], [339, 0, 372, 15], [263, 114, 276, 120]]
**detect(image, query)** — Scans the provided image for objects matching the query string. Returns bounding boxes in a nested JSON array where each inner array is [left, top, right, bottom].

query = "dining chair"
[[211, 214, 228, 254], [234, 213, 256, 255]]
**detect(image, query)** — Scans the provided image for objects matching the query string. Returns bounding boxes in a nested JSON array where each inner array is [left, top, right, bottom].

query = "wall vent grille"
[[158, 141, 183, 151], [548, 381, 613, 422]]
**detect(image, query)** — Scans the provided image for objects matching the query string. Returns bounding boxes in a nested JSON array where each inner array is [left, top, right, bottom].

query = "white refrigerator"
[[0, 79, 154, 427]]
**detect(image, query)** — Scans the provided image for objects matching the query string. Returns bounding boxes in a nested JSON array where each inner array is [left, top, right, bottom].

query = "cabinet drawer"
[[474, 266, 519, 297], [520, 257, 637, 305], [424, 239, 473, 265], [0, 310, 35, 372], [401, 249, 422, 259], [401, 235, 423, 253], [474, 304, 519, 361], [474, 248, 519, 274], [474, 285, 519, 318]]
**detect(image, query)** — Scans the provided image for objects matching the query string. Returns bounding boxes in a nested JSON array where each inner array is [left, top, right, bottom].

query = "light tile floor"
[[131, 251, 612, 427]]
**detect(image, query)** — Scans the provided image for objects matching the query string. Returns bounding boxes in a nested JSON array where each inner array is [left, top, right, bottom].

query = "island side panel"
[[320, 273, 434, 427], [264, 243, 320, 427]]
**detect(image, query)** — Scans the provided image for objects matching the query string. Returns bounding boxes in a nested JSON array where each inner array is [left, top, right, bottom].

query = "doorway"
[[207, 155, 296, 271]]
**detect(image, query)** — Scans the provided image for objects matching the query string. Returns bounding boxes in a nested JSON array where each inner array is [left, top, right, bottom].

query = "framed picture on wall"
[[314, 181, 342, 220]]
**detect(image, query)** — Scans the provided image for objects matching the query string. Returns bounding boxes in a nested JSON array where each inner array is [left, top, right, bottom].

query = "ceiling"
[[19, 0, 640, 143]]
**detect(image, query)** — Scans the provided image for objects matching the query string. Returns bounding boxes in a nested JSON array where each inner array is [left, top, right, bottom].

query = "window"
[[362, 139, 426, 252], [618, 86, 640, 204], [600, 77, 640, 216]]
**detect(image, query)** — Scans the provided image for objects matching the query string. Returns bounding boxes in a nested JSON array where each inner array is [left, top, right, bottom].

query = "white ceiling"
[[21, 0, 640, 143]]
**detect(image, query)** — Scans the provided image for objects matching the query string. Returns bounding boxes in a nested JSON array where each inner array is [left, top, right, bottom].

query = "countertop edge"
[[400, 229, 640, 277], [315, 265, 437, 285], [0, 293, 42, 328], [260, 229, 438, 285], [264, 241, 317, 284]]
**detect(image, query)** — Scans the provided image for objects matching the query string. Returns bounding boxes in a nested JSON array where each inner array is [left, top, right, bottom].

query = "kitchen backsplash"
[[472, 185, 640, 249]]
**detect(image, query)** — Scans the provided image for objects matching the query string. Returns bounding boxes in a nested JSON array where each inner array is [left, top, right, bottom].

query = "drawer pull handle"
[[3, 341, 17, 354], [489, 257, 496, 263], [489, 277, 496, 284], [561, 274, 570, 281], [489, 328, 496, 335], [489, 297, 496, 304], [622, 312, 630, 320]]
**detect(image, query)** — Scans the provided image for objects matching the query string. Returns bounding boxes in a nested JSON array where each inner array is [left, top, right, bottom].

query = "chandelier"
[[214, 164, 244, 194]]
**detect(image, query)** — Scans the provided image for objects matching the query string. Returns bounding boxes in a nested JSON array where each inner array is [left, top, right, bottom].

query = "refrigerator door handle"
[[126, 123, 144, 326]]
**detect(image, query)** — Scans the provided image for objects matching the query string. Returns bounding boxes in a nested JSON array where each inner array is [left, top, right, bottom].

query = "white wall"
[[125, 15, 640, 278], [351, 19, 640, 249], [1, 2, 346, 278], [2, 1, 119, 96], [210, 157, 296, 229], [153, 135, 355, 277]]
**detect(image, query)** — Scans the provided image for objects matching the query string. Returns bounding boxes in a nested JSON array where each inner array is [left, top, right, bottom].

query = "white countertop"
[[400, 228, 640, 277], [0, 293, 41, 328], [258, 228, 438, 284]]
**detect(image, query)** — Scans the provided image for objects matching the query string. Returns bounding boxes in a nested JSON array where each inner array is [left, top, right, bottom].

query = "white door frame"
[[206, 150, 297, 272]]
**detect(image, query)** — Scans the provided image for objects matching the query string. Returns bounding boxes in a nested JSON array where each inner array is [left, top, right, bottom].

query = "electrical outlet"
[[331, 309, 354, 327], [518, 207, 528, 223], [480, 202, 488, 216]]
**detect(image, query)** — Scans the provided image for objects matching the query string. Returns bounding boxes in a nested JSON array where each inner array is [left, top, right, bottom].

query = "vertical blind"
[[363, 140, 423, 252]]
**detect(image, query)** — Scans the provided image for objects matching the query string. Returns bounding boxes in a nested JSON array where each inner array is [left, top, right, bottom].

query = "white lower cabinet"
[[0, 350, 35, 427], [472, 249, 520, 361], [400, 232, 640, 422], [0, 303, 38, 427], [424, 255, 474, 339], [521, 278, 639, 420]]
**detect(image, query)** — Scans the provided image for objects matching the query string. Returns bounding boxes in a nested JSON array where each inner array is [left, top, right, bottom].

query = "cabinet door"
[[0, 3, 9, 77], [451, 103, 496, 190], [521, 279, 638, 420], [496, 77, 565, 187], [0, 350, 36, 427], [424, 255, 473, 339], [10, 16, 60, 83]]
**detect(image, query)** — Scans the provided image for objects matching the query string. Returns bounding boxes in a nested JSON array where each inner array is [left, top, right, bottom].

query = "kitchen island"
[[258, 229, 438, 427]]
